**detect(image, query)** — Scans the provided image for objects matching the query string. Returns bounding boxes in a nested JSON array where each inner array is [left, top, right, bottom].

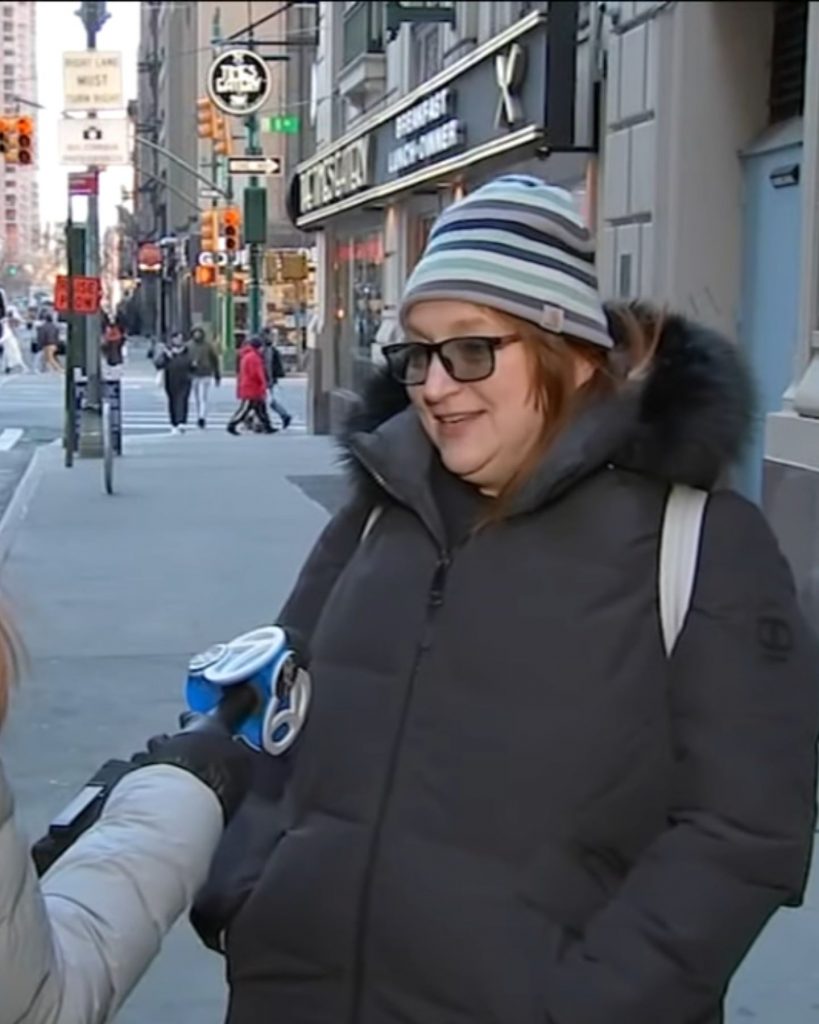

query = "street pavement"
[[0, 347, 307, 522], [0, 383, 817, 1021]]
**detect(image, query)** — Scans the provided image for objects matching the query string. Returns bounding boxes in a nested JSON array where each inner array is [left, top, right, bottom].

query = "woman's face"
[[404, 300, 548, 496]]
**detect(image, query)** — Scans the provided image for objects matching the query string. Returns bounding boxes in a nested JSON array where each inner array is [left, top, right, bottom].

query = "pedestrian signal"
[[197, 98, 215, 139], [200, 208, 219, 252], [214, 114, 231, 156], [195, 265, 216, 287], [16, 117, 33, 165]]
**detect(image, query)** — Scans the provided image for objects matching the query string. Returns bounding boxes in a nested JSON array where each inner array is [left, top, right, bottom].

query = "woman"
[[227, 336, 275, 435], [189, 326, 222, 429], [0, 614, 252, 1024], [196, 176, 819, 1024], [155, 332, 194, 434], [2, 309, 28, 374]]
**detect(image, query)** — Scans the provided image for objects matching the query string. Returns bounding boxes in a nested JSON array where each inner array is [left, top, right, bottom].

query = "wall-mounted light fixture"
[[770, 163, 800, 188]]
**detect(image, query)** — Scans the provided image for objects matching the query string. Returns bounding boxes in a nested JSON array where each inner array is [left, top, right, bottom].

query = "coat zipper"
[[347, 551, 451, 1024]]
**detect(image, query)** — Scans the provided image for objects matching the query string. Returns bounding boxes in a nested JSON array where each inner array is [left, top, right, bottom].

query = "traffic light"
[[4, 117, 17, 164], [222, 207, 240, 253], [197, 98, 215, 139], [0, 118, 10, 156], [213, 114, 231, 156], [16, 117, 32, 165], [200, 208, 218, 252]]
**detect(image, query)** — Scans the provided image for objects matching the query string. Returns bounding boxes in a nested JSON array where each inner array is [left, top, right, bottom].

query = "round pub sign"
[[207, 49, 271, 117]]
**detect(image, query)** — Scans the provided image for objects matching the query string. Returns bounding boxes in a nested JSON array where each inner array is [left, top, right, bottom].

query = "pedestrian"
[[36, 312, 62, 373], [0, 608, 253, 1024], [1, 310, 28, 374], [154, 332, 193, 434], [193, 176, 819, 1024], [101, 312, 126, 373], [263, 328, 292, 429], [227, 336, 276, 435], [189, 326, 221, 429]]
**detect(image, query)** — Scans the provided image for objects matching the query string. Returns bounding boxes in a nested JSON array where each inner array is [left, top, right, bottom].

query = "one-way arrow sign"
[[228, 155, 282, 176]]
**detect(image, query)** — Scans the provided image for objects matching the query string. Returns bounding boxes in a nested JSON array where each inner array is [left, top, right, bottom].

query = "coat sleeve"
[[544, 491, 819, 1024], [0, 762, 223, 1024]]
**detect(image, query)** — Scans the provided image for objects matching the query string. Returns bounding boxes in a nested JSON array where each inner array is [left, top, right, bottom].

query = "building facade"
[[296, 1, 593, 431], [598, 0, 818, 626], [1, 0, 39, 273]]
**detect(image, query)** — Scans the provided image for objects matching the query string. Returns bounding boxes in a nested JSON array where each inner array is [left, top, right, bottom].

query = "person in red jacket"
[[227, 337, 276, 435]]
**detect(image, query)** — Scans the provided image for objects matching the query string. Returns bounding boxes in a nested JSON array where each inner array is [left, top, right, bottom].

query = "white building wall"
[[599, 1, 772, 342]]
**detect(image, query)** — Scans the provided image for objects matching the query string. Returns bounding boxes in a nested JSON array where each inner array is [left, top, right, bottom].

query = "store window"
[[332, 228, 384, 391]]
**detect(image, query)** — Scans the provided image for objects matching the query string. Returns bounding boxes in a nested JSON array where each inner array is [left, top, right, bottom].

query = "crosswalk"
[[0, 373, 307, 448]]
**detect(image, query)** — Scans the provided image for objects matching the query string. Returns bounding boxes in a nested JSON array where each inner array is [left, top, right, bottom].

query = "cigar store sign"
[[299, 137, 370, 215]]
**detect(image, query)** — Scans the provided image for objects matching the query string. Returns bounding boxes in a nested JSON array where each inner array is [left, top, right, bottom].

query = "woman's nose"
[[421, 351, 459, 401]]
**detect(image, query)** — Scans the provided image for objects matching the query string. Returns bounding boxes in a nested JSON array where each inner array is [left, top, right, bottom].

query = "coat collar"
[[341, 306, 754, 521]]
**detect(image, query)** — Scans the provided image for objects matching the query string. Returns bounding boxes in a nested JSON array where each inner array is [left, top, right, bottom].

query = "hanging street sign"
[[208, 49, 271, 117], [228, 155, 282, 176], [199, 186, 222, 200], [58, 118, 129, 166], [63, 51, 123, 111], [263, 114, 300, 134]]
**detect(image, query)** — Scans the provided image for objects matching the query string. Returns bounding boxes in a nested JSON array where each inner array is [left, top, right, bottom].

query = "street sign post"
[[63, 50, 123, 110], [58, 117, 129, 166], [68, 170, 99, 196], [228, 155, 282, 176], [207, 49, 271, 117]]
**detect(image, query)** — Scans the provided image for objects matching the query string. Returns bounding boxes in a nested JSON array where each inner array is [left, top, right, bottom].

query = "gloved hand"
[[143, 729, 253, 825]]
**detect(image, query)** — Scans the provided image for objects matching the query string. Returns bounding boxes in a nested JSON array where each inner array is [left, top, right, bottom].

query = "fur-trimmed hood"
[[341, 309, 755, 513]]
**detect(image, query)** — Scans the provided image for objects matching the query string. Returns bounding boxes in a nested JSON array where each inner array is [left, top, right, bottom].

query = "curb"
[[0, 444, 51, 568]]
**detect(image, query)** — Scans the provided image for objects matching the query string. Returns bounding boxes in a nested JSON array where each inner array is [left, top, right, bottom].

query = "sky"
[[35, 0, 140, 232]]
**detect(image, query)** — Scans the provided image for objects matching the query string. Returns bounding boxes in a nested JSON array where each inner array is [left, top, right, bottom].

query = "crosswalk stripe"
[[0, 428, 23, 451]]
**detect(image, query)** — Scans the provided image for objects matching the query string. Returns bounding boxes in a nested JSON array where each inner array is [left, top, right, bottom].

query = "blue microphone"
[[185, 626, 311, 755]]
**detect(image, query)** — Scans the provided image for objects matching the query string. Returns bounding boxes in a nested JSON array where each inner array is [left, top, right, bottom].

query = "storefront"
[[294, 5, 592, 427]]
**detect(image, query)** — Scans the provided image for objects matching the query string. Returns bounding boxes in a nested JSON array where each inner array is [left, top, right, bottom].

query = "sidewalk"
[[0, 427, 346, 1023], [0, 425, 818, 1021]]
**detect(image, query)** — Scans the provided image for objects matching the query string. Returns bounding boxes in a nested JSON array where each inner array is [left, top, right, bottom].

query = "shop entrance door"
[[737, 127, 803, 501]]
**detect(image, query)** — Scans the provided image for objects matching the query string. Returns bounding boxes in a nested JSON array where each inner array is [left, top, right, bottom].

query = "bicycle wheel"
[[102, 398, 114, 495]]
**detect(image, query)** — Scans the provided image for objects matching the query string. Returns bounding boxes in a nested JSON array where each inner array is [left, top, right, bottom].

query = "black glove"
[[145, 729, 253, 825]]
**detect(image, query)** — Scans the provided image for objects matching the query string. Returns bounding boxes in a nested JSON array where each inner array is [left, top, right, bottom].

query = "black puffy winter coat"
[[207, 313, 819, 1024]]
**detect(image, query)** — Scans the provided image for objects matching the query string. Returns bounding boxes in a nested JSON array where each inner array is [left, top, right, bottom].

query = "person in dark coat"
[[154, 332, 193, 433], [262, 328, 292, 429], [192, 176, 819, 1024], [227, 337, 275, 435]]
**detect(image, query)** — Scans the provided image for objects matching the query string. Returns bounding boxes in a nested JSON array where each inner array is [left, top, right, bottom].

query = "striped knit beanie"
[[400, 175, 611, 349]]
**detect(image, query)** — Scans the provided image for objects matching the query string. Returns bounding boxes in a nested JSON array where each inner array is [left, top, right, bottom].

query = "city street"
[[0, 350, 308, 520], [1, 0, 818, 1020]]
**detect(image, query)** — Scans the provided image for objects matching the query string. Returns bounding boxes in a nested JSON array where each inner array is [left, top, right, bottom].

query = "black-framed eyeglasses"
[[382, 335, 519, 386]]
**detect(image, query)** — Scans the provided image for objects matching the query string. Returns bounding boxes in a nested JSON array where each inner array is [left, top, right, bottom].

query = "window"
[[411, 25, 443, 86], [769, 0, 808, 123]]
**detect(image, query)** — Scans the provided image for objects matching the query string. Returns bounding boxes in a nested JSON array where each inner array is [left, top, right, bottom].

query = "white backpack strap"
[[659, 484, 708, 657], [360, 505, 383, 544]]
